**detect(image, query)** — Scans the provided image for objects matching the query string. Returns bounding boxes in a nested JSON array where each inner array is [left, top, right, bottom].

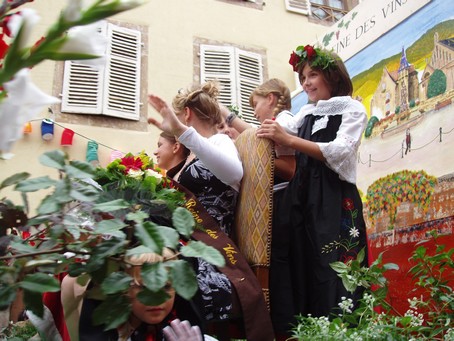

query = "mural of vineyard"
[[342, 0, 454, 314]]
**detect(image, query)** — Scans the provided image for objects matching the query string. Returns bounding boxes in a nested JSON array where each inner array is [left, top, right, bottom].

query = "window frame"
[[198, 43, 265, 125], [53, 20, 148, 132]]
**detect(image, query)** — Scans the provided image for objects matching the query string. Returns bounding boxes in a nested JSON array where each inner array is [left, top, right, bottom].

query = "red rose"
[[342, 198, 354, 211], [288, 51, 300, 72], [304, 45, 316, 60]]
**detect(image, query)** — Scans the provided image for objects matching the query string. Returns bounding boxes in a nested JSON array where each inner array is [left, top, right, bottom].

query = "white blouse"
[[281, 96, 367, 184], [177, 127, 243, 192]]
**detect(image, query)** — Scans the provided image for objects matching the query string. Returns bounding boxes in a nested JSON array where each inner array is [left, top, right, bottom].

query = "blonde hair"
[[125, 248, 176, 286], [172, 81, 222, 125], [249, 78, 292, 117]]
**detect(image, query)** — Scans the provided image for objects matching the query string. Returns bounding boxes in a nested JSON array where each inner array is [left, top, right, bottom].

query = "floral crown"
[[289, 45, 336, 72]]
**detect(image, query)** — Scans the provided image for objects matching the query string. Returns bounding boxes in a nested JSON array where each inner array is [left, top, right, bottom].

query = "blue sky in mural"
[[346, 0, 454, 77]]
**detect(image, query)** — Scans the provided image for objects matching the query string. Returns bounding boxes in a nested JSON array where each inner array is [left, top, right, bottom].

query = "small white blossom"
[[338, 297, 354, 314], [145, 168, 163, 184], [349, 226, 360, 238], [115, 0, 146, 11], [127, 168, 144, 179], [62, 0, 84, 22], [7, 8, 40, 49]]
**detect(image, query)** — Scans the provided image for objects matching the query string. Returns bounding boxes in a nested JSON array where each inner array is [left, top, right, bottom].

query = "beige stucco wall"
[[0, 0, 325, 211]]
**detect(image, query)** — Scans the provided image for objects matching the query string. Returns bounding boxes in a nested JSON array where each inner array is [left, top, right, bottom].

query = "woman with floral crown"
[[257, 45, 369, 339]]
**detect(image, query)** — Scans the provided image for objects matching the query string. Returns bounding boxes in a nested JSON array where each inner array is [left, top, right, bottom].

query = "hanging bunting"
[[41, 119, 54, 141], [86, 140, 99, 162], [23, 122, 32, 134], [60, 128, 75, 146], [110, 150, 124, 162]]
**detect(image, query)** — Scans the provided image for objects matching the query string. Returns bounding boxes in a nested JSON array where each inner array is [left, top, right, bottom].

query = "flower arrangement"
[[0, 150, 224, 332], [289, 44, 336, 72], [0, 0, 145, 154]]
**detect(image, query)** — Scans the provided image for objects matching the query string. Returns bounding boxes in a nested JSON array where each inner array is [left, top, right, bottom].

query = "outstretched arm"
[[147, 94, 187, 137]]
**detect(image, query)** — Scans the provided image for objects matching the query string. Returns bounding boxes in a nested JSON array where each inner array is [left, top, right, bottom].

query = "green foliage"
[[290, 232, 454, 340], [427, 69, 447, 99], [364, 116, 379, 138], [0, 150, 224, 329]]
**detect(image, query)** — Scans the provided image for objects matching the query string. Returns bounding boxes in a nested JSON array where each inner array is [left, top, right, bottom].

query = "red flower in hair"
[[304, 45, 316, 59], [0, 35, 9, 60], [289, 51, 300, 72]]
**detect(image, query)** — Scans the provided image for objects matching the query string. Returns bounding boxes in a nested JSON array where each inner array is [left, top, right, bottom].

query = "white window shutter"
[[235, 49, 263, 124], [103, 23, 141, 121], [285, 0, 311, 15], [61, 21, 107, 114], [200, 44, 236, 108]]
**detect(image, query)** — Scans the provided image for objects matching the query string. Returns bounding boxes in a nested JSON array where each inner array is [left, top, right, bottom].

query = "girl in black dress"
[[257, 45, 369, 338]]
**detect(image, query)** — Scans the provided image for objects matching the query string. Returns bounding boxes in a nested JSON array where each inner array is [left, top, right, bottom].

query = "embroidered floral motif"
[[322, 197, 360, 263]]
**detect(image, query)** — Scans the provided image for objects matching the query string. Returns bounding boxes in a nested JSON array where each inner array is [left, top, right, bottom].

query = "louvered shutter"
[[235, 49, 262, 124], [103, 24, 141, 120], [61, 21, 107, 114], [285, 0, 311, 15], [200, 45, 236, 108]]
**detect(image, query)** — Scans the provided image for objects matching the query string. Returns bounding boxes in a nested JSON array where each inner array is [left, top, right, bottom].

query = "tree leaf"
[[172, 207, 195, 237], [181, 241, 225, 267], [23, 289, 45, 318], [330, 261, 349, 274], [141, 262, 168, 292], [20, 273, 60, 293], [0, 284, 18, 310], [93, 219, 127, 237], [156, 225, 179, 249], [92, 294, 130, 329], [134, 222, 164, 253], [0, 172, 30, 190], [37, 194, 61, 215], [39, 150, 67, 170], [70, 182, 100, 202], [93, 199, 130, 212], [136, 287, 169, 306], [65, 160, 95, 179], [101, 272, 132, 295], [168, 260, 198, 300], [14, 176, 56, 192]]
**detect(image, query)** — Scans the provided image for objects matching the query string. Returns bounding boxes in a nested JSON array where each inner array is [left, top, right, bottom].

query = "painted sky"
[[346, 0, 454, 77]]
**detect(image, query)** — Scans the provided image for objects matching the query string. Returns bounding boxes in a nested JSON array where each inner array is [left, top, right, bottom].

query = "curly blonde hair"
[[249, 78, 292, 117], [172, 81, 222, 126]]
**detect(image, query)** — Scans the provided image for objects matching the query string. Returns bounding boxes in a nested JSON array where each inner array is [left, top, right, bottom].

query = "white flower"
[[7, 8, 40, 49], [0, 69, 60, 152], [338, 297, 354, 314], [62, 0, 84, 22], [349, 226, 360, 238], [58, 23, 108, 66], [145, 169, 163, 184], [127, 168, 144, 179]]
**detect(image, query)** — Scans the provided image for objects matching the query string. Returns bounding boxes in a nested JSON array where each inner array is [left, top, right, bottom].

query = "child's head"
[[125, 249, 177, 326], [289, 45, 353, 97], [172, 81, 222, 126], [249, 78, 291, 121]]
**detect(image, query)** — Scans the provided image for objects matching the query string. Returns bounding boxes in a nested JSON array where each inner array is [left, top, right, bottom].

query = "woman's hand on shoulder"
[[256, 119, 290, 147]]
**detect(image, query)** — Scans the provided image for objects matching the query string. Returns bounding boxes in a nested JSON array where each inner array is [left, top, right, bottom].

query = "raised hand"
[[256, 118, 290, 147], [147, 94, 187, 137], [163, 319, 203, 341]]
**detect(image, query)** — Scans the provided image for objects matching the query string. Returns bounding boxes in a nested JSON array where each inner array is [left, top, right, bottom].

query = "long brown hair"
[[249, 78, 292, 116]]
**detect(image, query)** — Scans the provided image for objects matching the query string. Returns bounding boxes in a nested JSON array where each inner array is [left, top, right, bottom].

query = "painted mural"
[[314, 0, 454, 314]]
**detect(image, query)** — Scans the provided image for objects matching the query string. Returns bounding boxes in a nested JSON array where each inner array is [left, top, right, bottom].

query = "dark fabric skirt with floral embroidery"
[[269, 114, 368, 335]]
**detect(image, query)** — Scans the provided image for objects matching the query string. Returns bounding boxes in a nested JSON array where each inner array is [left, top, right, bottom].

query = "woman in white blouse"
[[257, 46, 369, 340]]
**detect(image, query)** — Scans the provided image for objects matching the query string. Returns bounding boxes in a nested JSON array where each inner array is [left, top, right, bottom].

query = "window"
[[61, 21, 142, 121], [285, 0, 356, 24], [200, 44, 264, 124]]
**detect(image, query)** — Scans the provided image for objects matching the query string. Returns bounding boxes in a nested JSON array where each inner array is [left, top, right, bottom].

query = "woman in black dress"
[[257, 45, 369, 338]]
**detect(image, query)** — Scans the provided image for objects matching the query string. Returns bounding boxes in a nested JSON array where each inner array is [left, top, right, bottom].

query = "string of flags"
[[15, 118, 128, 164]]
